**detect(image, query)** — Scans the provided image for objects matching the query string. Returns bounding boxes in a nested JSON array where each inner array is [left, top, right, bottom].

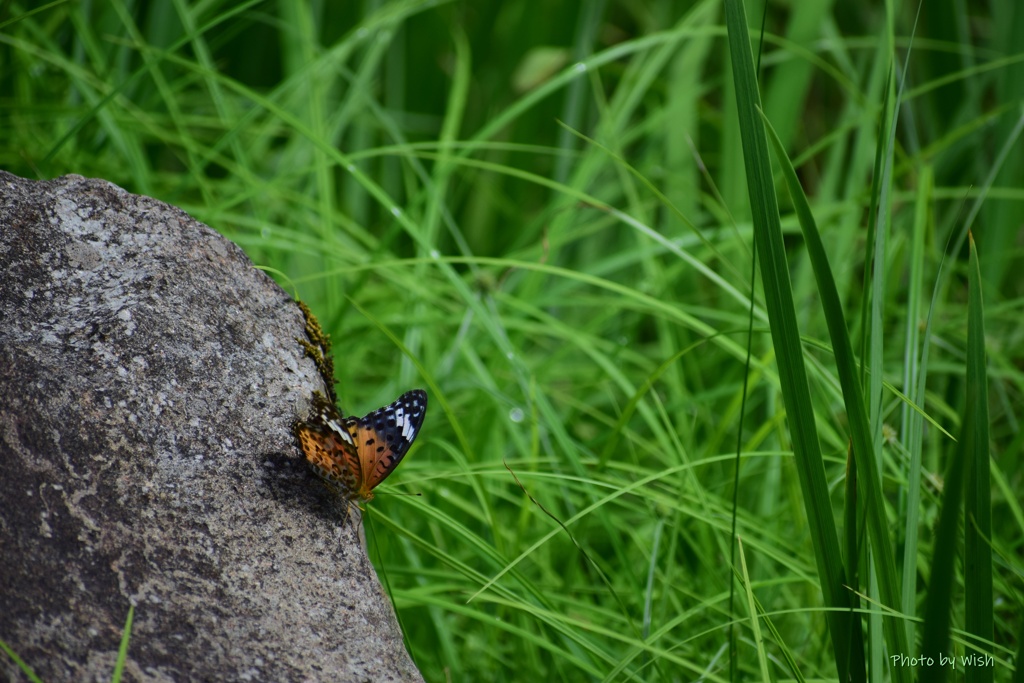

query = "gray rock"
[[0, 171, 422, 682]]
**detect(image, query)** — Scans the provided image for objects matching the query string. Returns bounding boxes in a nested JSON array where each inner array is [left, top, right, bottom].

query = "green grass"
[[1, 605, 134, 682], [2, 1, 1022, 681]]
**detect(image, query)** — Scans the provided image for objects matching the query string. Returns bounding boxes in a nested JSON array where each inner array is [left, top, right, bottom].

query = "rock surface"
[[0, 171, 422, 682]]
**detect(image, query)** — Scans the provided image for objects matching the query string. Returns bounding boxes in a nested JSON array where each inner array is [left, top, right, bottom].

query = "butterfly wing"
[[294, 393, 363, 494], [344, 389, 427, 499]]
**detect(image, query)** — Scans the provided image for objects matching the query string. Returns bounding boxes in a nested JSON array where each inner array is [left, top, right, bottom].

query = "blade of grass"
[[900, 164, 933, 647], [919, 378, 967, 674], [723, 2, 864, 679], [863, 8, 921, 675], [111, 604, 135, 683], [0, 639, 44, 683], [737, 537, 771, 683], [761, 105, 911, 678], [964, 232, 993, 683], [0, 0, 71, 31], [843, 442, 860, 649], [917, 231, 994, 677], [862, 34, 896, 683], [1014, 615, 1024, 683]]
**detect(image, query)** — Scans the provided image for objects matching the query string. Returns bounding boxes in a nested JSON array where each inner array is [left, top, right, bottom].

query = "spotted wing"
[[294, 393, 362, 495], [344, 389, 427, 499]]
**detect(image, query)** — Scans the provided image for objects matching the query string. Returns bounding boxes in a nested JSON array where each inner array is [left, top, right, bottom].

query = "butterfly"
[[294, 389, 427, 501]]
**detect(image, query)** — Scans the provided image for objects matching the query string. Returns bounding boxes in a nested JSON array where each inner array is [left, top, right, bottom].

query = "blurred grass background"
[[2, 0, 1022, 680]]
